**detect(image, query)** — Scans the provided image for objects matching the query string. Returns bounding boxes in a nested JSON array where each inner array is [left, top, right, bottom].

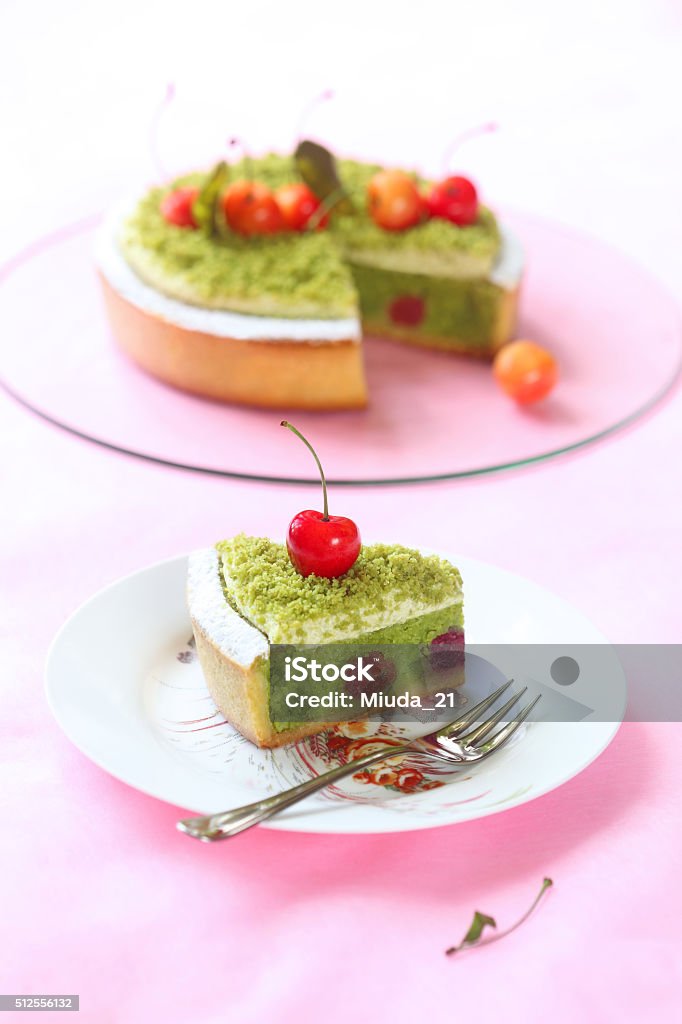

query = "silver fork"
[[177, 680, 540, 841]]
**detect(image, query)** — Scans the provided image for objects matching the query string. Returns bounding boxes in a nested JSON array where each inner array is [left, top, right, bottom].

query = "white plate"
[[46, 551, 624, 834]]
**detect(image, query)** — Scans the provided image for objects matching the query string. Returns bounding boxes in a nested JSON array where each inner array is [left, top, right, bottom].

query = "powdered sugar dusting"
[[187, 547, 267, 667]]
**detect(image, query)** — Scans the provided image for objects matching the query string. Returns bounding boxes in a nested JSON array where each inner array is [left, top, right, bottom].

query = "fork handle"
[[177, 742, 414, 841]]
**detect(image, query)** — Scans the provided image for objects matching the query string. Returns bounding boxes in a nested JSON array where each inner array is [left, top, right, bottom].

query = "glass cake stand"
[[1, 210, 680, 485]]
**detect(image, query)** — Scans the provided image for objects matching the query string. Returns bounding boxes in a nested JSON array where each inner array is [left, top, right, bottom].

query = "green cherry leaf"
[[294, 139, 353, 214], [461, 912, 497, 950], [192, 161, 229, 237]]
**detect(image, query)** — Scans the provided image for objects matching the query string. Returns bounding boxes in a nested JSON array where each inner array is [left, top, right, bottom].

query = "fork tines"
[[445, 679, 542, 756]]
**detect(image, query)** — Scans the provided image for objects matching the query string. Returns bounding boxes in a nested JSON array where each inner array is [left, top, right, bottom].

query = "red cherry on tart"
[[367, 170, 424, 231], [425, 175, 478, 226], [493, 340, 558, 405], [160, 186, 200, 228], [275, 183, 328, 231], [281, 421, 361, 578], [223, 180, 284, 236]]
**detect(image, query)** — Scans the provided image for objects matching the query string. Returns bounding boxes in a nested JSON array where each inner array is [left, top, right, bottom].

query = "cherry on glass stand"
[[493, 340, 558, 405]]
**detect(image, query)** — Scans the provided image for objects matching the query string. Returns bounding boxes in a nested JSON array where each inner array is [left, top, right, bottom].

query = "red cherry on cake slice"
[[281, 421, 361, 578], [223, 180, 284, 236], [367, 170, 424, 231], [425, 175, 478, 226], [160, 186, 200, 228], [288, 510, 361, 578], [275, 183, 328, 231]]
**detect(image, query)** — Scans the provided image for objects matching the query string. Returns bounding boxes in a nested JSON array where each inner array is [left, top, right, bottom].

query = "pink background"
[[2, 1, 682, 1021]]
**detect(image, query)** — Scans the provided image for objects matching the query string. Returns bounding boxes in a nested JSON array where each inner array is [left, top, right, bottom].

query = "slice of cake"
[[187, 535, 464, 748], [334, 159, 522, 356]]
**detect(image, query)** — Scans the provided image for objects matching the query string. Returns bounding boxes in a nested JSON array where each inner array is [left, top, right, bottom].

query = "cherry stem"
[[149, 81, 176, 180], [445, 878, 553, 956], [281, 421, 329, 520], [442, 121, 498, 176], [228, 137, 253, 180], [295, 88, 334, 143]]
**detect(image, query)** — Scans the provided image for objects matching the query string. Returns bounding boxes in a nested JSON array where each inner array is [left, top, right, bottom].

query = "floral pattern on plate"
[[145, 638, 483, 808]]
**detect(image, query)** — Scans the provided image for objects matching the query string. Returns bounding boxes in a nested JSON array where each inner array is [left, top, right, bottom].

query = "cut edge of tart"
[[187, 537, 464, 748]]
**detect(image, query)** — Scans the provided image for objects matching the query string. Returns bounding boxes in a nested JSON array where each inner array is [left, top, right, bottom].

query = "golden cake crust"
[[190, 618, 336, 749], [99, 273, 368, 410]]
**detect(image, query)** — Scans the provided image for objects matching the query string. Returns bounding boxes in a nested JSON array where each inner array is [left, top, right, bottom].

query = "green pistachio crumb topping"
[[118, 154, 501, 319], [119, 166, 357, 319], [217, 535, 463, 644]]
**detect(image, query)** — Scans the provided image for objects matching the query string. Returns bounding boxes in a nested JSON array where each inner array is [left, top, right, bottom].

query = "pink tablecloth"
[[2, 365, 681, 1021], [3, 0, 682, 1016]]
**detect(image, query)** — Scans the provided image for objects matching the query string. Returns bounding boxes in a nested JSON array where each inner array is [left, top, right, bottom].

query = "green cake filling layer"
[[119, 154, 501, 321], [216, 535, 462, 645], [269, 602, 463, 730], [350, 261, 504, 348], [351, 603, 463, 644]]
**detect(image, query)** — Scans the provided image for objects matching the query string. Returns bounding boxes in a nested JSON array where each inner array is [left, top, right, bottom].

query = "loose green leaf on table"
[[446, 878, 553, 956], [461, 912, 496, 947]]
